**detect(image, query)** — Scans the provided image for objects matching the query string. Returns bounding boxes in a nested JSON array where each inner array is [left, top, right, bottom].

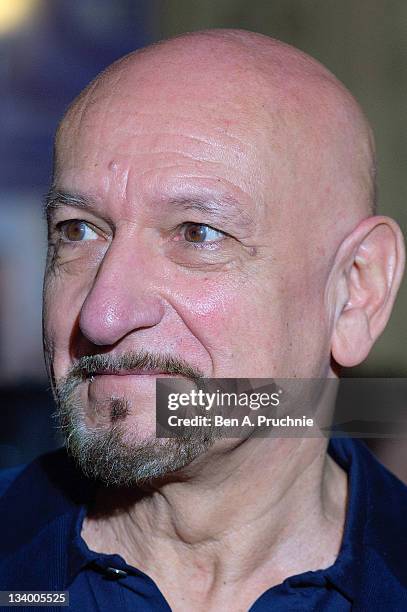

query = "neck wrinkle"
[[82, 436, 347, 588]]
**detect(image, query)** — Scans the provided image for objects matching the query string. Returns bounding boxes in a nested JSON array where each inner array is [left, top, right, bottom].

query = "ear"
[[331, 216, 405, 367]]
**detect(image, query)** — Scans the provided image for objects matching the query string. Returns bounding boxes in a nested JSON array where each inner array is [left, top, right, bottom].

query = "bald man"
[[0, 30, 406, 611]]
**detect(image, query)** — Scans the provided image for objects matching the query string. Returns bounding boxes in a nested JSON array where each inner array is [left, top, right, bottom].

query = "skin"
[[43, 30, 405, 611]]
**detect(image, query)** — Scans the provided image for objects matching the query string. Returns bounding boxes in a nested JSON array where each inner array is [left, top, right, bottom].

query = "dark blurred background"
[[1, 1, 406, 476]]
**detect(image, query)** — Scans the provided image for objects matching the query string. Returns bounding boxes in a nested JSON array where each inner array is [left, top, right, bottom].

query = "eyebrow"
[[44, 188, 254, 233], [166, 195, 254, 232], [43, 189, 96, 221]]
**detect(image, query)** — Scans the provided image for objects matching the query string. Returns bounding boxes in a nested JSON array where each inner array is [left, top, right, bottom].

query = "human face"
[[43, 61, 332, 459]]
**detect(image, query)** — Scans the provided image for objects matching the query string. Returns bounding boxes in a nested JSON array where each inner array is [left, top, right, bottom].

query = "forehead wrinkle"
[[57, 58, 130, 137], [44, 187, 255, 236]]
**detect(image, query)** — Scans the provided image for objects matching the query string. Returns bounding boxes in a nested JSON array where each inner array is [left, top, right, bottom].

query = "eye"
[[58, 219, 99, 242], [183, 223, 226, 243]]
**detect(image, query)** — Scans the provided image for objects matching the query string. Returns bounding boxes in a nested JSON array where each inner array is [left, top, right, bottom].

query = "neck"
[[82, 437, 347, 608]]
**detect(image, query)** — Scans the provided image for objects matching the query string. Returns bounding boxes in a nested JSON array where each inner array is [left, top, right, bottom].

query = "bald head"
[[57, 28, 376, 232]]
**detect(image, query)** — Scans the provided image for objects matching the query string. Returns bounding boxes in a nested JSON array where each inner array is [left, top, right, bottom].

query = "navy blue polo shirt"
[[0, 438, 406, 610]]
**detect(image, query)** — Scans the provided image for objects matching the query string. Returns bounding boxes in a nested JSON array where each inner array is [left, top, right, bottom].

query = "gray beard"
[[53, 379, 218, 488]]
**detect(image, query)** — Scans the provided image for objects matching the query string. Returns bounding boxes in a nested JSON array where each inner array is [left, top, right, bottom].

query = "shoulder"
[[331, 438, 407, 602], [361, 447, 407, 605], [0, 464, 27, 499], [333, 437, 407, 528], [354, 438, 407, 506], [0, 447, 95, 510], [0, 448, 95, 554], [0, 448, 95, 589], [330, 436, 407, 494]]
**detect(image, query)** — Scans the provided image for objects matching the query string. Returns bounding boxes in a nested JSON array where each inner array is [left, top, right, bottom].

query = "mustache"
[[62, 350, 205, 385]]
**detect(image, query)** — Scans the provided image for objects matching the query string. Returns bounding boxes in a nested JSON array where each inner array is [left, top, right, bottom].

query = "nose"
[[78, 242, 165, 346]]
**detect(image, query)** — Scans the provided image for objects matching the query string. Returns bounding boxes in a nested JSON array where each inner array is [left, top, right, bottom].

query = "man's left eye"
[[58, 220, 99, 242], [182, 223, 226, 243]]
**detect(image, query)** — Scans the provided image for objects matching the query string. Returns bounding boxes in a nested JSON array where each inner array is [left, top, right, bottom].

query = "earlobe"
[[331, 216, 405, 368], [332, 307, 372, 367]]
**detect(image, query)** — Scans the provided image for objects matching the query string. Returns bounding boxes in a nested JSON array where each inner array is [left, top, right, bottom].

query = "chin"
[[53, 392, 215, 488]]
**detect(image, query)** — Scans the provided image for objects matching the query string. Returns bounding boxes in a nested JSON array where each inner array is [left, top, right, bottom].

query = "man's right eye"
[[57, 219, 99, 242]]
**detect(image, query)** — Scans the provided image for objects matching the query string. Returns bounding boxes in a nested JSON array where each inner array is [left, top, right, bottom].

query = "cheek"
[[275, 269, 331, 375], [168, 276, 237, 340], [43, 273, 84, 375], [169, 264, 329, 378], [167, 274, 282, 375]]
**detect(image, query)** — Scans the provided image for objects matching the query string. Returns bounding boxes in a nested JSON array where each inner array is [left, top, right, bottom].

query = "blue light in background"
[[1, 0, 154, 191]]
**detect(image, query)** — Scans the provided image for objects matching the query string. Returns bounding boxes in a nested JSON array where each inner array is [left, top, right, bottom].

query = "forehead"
[[54, 59, 283, 216], [54, 45, 368, 253]]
